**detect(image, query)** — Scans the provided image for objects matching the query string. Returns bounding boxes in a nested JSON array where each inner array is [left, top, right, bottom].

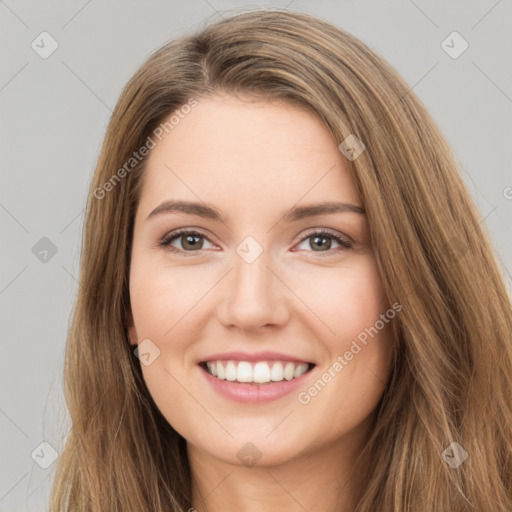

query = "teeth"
[[284, 362, 295, 381], [237, 362, 253, 383], [293, 363, 308, 378], [253, 362, 270, 383], [270, 362, 284, 381], [204, 360, 311, 383], [216, 361, 225, 380], [206, 361, 217, 376], [225, 361, 237, 381]]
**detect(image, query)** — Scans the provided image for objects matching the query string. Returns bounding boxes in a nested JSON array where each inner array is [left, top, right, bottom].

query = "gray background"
[[1, 1, 511, 510]]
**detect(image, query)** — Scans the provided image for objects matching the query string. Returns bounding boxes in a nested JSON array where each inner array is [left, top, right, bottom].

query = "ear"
[[127, 310, 138, 346]]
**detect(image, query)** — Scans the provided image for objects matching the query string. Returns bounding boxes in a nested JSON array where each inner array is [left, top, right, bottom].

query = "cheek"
[[289, 255, 390, 345], [129, 255, 211, 343], [292, 258, 394, 424], [129, 263, 205, 432], [328, 259, 394, 386], [129, 259, 216, 417]]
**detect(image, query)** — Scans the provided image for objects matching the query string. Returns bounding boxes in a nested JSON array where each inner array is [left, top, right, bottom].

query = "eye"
[[158, 228, 352, 256], [293, 229, 352, 256], [158, 228, 216, 254]]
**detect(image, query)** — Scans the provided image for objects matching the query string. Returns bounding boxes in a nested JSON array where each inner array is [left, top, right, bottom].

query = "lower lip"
[[199, 363, 314, 403]]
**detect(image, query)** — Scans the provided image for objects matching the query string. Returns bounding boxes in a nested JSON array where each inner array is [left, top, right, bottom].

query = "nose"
[[216, 250, 290, 332]]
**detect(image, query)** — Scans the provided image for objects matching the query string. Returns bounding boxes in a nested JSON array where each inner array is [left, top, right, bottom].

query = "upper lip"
[[198, 351, 315, 365]]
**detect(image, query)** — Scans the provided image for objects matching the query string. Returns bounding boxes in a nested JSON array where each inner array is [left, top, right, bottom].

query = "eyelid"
[[158, 227, 352, 255], [158, 227, 217, 252], [292, 228, 352, 256], [296, 227, 352, 245]]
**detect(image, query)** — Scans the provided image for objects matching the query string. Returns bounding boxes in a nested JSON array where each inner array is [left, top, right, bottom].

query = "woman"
[[50, 9, 512, 511]]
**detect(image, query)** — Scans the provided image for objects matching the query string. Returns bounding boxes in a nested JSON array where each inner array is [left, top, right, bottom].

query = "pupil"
[[183, 234, 202, 250], [312, 235, 330, 251], [180, 234, 332, 251]]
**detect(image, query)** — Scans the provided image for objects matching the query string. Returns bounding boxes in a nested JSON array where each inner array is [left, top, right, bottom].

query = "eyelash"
[[158, 228, 352, 257]]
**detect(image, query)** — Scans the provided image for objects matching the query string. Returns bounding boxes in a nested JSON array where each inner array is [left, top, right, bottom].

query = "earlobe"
[[127, 310, 138, 346]]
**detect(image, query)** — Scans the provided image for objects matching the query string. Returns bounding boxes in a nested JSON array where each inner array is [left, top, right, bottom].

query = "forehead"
[[136, 95, 360, 219]]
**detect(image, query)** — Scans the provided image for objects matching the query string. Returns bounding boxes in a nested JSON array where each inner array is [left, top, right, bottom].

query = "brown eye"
[[159, 229, 215, 253], [294, 229, 352, 255], [179, 233, 204, 250]]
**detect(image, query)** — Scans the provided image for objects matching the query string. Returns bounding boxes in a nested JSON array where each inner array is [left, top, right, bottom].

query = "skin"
[[128, 93, 395, 512]]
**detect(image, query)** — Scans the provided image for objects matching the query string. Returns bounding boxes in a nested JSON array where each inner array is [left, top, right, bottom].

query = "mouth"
[[199, 360, 316, 385]]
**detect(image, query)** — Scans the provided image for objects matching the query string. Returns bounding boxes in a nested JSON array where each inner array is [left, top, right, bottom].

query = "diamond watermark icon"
[[31, 441, 59, 469], [31, 31, 59, 59], [441, 31, 468, 59], [338, 134, 366, 161], [32, 237, 58, 263], [134, 338, 161, 366], [236, 236, 263, 264], [441, 442, 468, 468], [237, 442, 263, 467]]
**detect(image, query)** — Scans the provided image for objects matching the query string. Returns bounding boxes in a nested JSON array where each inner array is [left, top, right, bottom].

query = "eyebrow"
[[146, 200, 365, 223]]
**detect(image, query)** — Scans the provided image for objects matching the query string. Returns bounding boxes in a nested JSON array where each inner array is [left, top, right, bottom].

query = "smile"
[[201, 360, 315, 384]]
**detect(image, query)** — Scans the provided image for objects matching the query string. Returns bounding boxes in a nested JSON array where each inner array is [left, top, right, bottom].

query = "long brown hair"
[[50, 8, 512, 511]]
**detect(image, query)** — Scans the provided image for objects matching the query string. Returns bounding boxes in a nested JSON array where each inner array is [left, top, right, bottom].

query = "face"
[[128, 93, 395, 468]]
